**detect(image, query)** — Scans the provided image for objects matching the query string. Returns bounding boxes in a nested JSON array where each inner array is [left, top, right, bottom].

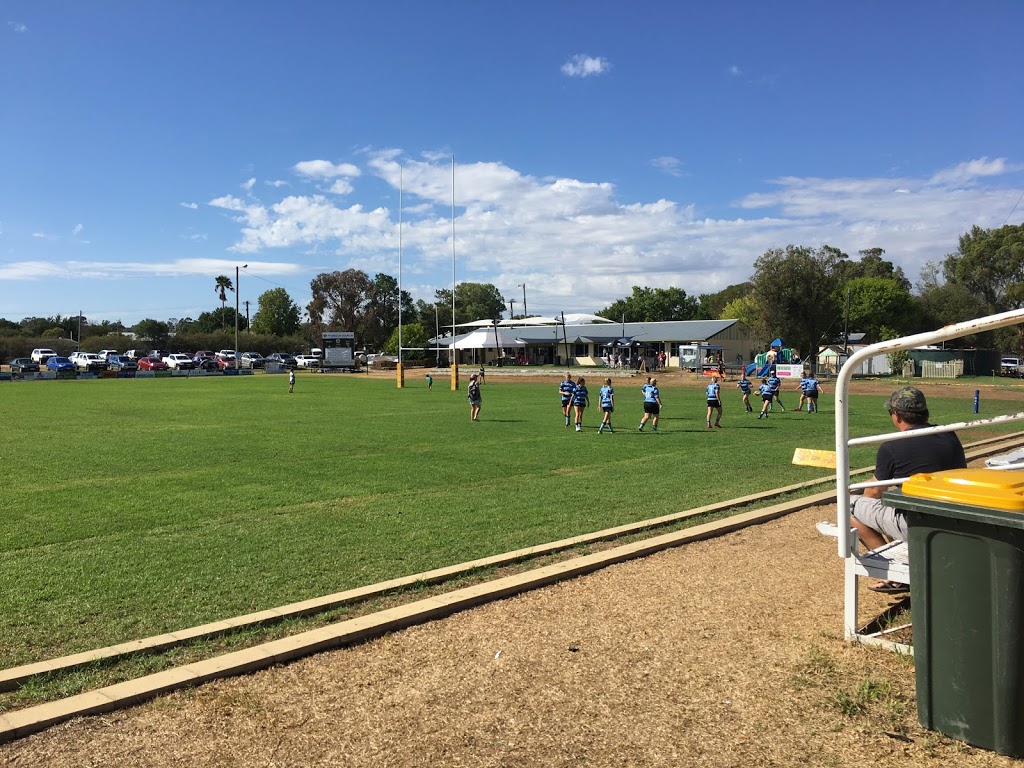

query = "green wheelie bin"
[[884, 468, 1024, 756]]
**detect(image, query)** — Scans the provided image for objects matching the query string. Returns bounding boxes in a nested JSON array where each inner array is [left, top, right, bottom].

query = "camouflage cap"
[[885, 386, 928, 414]]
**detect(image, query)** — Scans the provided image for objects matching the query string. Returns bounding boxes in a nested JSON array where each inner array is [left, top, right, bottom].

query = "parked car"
[[31, 348, 58, 364], [72, 352, 107, 372], [194, 350, 215, 361], [46, 356, 75, 372], [163, 353, 196, 370], [106, 354, 138, 372], [147, 349, 168, 360], [97, 349, 119, 360], [124, 349, 142, 360], [137, 356, 169, 371], [194, 356, 219, 371], [9, 358, 40, 373], [239, 352, 265, 369], [216, 349, 237, 361], [1001, 357, 1022, 377], [294, 354, 321, 369], [266, 352, 298, 369], [216, 355, 238, 369]]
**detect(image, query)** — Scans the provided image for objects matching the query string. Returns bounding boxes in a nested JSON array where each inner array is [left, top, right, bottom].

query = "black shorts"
[[602, 405, 614, 413], [707, 399, 721, 408], [762, 394, 773, 402], [806, 390, 819, 399], [643, 402, 660, 414], [561, 397, 571, 406]]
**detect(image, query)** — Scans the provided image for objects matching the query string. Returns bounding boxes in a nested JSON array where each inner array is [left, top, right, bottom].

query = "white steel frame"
[[833, 308, 1024, 650]]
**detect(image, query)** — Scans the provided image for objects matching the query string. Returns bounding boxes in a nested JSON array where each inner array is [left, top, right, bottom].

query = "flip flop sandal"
[[868, 581, 910, 594]]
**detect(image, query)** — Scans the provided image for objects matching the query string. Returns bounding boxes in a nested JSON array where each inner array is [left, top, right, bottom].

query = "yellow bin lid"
[[901, 468, 1024, 511]]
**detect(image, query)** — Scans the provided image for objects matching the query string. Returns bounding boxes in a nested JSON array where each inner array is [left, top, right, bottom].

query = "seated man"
[[852, 386, 966, 592]]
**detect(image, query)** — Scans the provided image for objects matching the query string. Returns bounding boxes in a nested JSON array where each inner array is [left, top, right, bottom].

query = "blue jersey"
[[767, 376, 781, 393], [736, 379, 753, 394], [559, 378, 576, 400], [599, 385, 614, 407], [758, 383, 773, 397], [801, 377, 820, 393], [572, 384, 589, 406], [705, 382, 720, 400], [643, 385, 660, 403]]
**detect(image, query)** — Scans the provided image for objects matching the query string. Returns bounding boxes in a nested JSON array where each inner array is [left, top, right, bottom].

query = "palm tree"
[[215, 275, 234, 330]]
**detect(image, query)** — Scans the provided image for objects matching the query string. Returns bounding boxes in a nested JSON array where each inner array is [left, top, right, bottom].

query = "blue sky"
[[2, 2, 1022, 326]]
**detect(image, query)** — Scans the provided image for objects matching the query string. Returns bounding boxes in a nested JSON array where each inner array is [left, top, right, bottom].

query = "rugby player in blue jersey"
[[756, 378, 773, 419], [598, 377, 615, 433], [797, 371, 824, 412], [558, 373, 576, 428], [736, 372, 754, 412], [571, 376, 590, 432], [638, 377, 662, 432], [705, 377, 723, 429], [766, 369, 785, 412]]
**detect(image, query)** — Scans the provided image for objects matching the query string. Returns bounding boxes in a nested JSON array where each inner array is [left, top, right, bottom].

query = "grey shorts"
[[851, 495, 908, 541]]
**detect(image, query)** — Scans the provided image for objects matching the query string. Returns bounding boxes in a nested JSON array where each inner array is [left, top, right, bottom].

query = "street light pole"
[[509, 298, 515, 320], [235, 264, 247, 369], [517, 283, 527, 318]]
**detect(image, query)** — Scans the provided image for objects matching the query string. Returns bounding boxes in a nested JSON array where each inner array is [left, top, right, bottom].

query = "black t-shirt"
[[875, 426, 966, 482]]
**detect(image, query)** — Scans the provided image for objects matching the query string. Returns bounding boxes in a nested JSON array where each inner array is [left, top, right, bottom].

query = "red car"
[[137, 356, 169, 371]]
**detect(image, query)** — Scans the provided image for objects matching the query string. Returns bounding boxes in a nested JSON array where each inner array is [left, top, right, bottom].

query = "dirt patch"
[[2, 504, 1015, 768]]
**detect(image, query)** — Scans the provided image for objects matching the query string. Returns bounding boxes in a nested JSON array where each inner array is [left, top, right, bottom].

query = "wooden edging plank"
[[0, 488, 837, 744]]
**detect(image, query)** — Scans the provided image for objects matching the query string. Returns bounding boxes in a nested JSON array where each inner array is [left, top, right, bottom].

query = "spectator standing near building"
[[756, 378, 773, 419], [736, 372, 754, 412], [571, 376, 590, 432], [639, 377, 662, 432], [852, 387, 966, 592], [767, 369, 785, 411], [468, 373, 482, 421], [558, 373, 576, 428], [598, 377, 615, 433], [705, 377, 723, 429]]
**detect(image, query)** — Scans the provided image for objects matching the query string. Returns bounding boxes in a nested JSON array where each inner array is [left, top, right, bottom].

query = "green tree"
[[834, 248, 911, 292], [697, 283, 753, 321], [598, 286, 699, 323], [251, 288, 302, 336], [843, 276, 916, 342], [194, 308, 246, 334], [308, 269, 372, 340], [383, 323, 429, 360], [433, 283, 506, 327], [750, 245, 845, 360], [133, 318, 171, 346], [214, 275, 234, 331], [943, 224, 1024, 312], [720, 294, 766, 336]]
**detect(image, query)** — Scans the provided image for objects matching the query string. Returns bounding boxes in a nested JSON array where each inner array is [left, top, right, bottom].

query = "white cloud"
[[293, 160, 361, 179], [561, 54, 610, 78], [72, 224, 83, 236], [650, 156, 685, 177], [192, 152, 1023, 316], [728, 65, 742, 76], [8, 21, 27, 33], [928, 157, 1019, 186], [0, 258, 302, 281], [180, 202, 199, 209], [266, 179, 289, 188], [329, 179, 354, 195], [242, 177, 256, 192]]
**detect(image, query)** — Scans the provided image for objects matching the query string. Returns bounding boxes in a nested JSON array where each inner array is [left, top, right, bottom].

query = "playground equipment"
[[745, 337, 797, 377]]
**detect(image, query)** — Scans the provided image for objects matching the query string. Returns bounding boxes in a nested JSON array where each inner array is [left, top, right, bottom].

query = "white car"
[[97, 349, 119, 360], [294, 355, 321, 369], [31, 348, 57, 363], [163, 353, 196, 370], [72, 352, 107, 371]]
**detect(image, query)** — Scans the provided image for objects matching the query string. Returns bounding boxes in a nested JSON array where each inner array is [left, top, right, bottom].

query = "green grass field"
[[0, 372, 1019, 677]]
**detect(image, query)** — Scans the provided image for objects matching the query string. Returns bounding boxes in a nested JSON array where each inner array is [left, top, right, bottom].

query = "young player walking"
[[598, 377, 615, 433], [706, 376, 723, 429]]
